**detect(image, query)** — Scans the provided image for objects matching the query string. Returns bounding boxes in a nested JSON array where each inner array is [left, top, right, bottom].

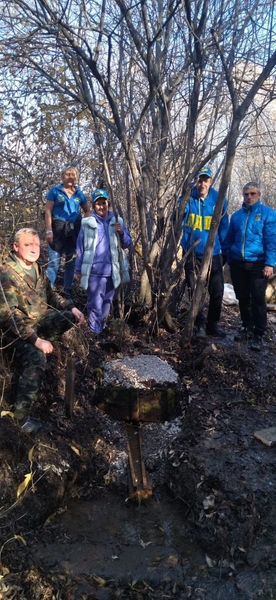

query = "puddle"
[[32, 492, 206, 585]]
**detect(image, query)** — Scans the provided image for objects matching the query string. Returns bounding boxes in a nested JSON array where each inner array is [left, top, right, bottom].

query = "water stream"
[[32, 491, 205, 585]]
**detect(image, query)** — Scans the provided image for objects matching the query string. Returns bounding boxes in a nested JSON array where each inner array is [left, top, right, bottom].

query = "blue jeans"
[[47, 244, 76, 293]]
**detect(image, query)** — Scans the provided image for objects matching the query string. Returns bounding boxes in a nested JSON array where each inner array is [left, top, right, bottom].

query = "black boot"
[[234, 327, 253, 341], [206, 322, 226, 338], [249, 334, 263, 351]]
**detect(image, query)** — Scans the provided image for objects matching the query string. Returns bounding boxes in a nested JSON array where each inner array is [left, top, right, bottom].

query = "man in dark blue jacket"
[[180, 167, 229, 338], [223, 181, 276, 351]]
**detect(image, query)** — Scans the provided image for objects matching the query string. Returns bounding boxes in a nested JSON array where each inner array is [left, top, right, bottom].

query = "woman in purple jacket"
[[75, 189, 132, 334]]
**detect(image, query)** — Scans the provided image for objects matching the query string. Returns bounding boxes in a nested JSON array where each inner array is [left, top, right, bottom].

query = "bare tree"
[[1, 0, 276, 339]]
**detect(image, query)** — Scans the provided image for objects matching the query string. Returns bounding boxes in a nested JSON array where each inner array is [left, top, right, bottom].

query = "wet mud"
[[0, 307, 276, 599]]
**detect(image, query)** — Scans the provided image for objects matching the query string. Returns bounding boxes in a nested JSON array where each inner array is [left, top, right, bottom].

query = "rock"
[[102, 355, 179, 389]]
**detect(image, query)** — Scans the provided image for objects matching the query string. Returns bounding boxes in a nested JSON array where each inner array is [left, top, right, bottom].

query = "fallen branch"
[[194, 343, 217, 370]]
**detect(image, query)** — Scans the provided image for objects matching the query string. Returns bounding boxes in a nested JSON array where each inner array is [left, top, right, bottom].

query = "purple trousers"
[[87, 275, 115, 333]]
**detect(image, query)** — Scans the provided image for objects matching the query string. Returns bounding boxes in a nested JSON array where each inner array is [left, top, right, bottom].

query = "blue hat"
[[196, 167, 212, 178], [92, 189, 109, 203]]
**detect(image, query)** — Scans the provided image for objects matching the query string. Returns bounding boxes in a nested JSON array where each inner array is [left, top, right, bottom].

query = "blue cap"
[[196, 167, 212, 178], [92, 189, 109, 203]]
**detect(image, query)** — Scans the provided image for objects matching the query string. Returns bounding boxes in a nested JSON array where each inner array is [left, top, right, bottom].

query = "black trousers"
[[184, 254, 224, 327], [230, 260, 268, 336]]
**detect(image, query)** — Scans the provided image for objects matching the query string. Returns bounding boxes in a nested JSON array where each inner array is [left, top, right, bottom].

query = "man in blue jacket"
[[223, 181, 276, 351], [180, 167, 229, 339]]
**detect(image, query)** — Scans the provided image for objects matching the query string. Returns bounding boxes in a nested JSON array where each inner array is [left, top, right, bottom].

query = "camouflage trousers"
[[9, 310, 75, 421]]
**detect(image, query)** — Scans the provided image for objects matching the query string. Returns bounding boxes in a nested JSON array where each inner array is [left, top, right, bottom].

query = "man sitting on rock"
[[0, 228, 85, 433]]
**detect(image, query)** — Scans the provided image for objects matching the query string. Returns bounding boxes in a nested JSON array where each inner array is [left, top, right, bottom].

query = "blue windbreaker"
[[222, 200, 276, 266], [180, 187, 229, 258]]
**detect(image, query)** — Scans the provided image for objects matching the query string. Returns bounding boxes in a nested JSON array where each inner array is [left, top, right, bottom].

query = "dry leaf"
[[165, 554, 178, 567], [92, 574, 106, 586], [139, 539, 153, 548], [70, 445, 80, 455], [0, 566, 10, 580], [205, 554, 216, 568], [0, 411, 14, 419], [17, 473, 32, 497], [44, 512, 58, 525], [14, 535, 27, 545], [28, 446, 35, 462]]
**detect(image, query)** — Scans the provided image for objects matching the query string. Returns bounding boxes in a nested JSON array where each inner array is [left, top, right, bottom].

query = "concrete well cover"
[[103, 355, 178, 389]]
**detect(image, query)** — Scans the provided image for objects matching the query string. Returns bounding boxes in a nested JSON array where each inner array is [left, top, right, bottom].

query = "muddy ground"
[[0, 299, 276, 600]]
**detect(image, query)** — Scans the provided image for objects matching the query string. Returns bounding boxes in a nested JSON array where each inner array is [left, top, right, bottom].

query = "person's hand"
[[71, 307, 85, 325], [263, 265, 274, 278], [35, 338, 54, 354], [74, 273, 81, 282], [46, 231, 53, 244], [115, 223, 123, 234]]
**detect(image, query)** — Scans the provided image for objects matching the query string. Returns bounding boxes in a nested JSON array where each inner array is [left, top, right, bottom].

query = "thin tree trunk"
[[180, 120, 239, 345]]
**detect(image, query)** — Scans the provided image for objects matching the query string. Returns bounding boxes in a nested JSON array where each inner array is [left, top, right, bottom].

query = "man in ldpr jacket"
[[180, 167, 229, 339], [0, 228, 85, 433], [223, 181, 276, 351]]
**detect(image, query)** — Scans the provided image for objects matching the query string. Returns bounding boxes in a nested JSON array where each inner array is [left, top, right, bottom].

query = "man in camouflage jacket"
[[0, 228, 85, 433]]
